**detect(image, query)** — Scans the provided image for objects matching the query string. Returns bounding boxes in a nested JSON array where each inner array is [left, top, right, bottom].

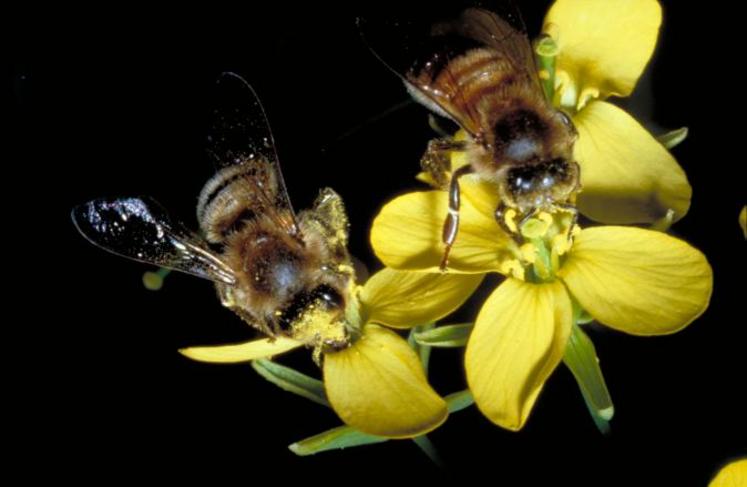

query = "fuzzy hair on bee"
[[360, 2, 581, 270], [72, 73, 356, 358]]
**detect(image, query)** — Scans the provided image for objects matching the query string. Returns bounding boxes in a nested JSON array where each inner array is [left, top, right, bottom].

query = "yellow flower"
[[417, 0, 691, 227], [542, 0, 692, 224], [371, 191, 712, 430], [710, 458, 747, 487], [179, 267, 482, 438]]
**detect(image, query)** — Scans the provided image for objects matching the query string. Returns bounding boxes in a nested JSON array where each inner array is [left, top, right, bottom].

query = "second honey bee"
[[360, 2, 580, 269], [72, 73, 356, 358]]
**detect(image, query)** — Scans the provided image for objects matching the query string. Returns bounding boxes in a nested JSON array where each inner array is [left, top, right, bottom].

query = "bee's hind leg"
[[421, 138, 468, 190]]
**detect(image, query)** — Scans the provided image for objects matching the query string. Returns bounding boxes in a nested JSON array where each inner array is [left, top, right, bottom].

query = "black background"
[[11, 1, 746, 484]]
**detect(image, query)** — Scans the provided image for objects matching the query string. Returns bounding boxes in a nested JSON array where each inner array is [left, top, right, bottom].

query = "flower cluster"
[[178, 0, 716, 459]]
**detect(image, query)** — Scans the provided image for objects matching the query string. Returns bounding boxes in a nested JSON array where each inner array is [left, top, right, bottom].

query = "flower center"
[[499, 209, 578, 283]]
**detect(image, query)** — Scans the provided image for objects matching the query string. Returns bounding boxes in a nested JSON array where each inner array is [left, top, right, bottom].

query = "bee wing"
[[72, 197, 236, 285], [206, 72, 300, 235], [359, 1, 541, 137]]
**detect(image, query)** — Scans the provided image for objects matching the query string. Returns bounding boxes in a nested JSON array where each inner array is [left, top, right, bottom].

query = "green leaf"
[[445, 389, 474, 413], [563, 324, 614, 435], [413, 323, 473, 348], [289, 425, 388, 456], [408, 323, 435, 372], [656, 127, 688, 149], [251, 359, 329, 407]]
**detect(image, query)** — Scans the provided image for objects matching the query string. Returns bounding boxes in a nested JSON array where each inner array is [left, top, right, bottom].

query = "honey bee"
[[359, 2, 580, 269], [72, 73, 355, 357]]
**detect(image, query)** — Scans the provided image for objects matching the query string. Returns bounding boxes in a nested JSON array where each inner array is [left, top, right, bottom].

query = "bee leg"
[[428, 114, 452, 137], [421, 138, 468, 190], [494, 203, 522, 243], [517, 208, 541, 233], [440, 165, 474, 271], [555, 203, 579, 241]]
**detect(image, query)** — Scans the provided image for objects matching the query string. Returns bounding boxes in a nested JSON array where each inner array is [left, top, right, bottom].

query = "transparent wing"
[[206, 72, 299, 234], [358, 1, 541, 136], [72, 197, 236, 285]]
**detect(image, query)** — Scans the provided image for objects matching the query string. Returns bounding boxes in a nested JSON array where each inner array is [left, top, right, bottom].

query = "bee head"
[[502, 158, 580, 211], [277, 283, 352, 351]]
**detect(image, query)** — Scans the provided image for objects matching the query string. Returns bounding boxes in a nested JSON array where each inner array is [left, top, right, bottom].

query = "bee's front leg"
[[494, 203, 525, 244], [440, 165, 473, 271], [495, 203, 516, 238], [421, 138, 468, 190], [554, 203, 579, 242]]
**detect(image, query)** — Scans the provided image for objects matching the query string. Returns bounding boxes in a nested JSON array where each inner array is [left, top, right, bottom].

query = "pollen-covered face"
[[501, 157, 580, 212]]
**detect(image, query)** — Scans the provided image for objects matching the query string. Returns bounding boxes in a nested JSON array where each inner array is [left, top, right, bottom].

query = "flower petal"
[[324, 324, 447, 438], [544, 0, 661, 100], [360, 268, 483, 329], [465, 279, 572, 430], [559, 226, 712, 335], [574, 101, 692, 224], [179, 337, 303, 363], [371, 190, 511, 273], [710, 459, 747, 487]]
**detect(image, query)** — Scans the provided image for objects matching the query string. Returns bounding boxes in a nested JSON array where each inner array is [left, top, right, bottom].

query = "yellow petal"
[[544, 0, 661, 102], [370, 191, 511, 273], [465, 279, 572, 431], [179, 337, 303, 363], [559, 226, 712, 335], [324, 325, 447, 438], [710, 459, 747, 487], [740, 206, 747, 239], [360, 268, 483, 329], [574, 101, 692, 224]]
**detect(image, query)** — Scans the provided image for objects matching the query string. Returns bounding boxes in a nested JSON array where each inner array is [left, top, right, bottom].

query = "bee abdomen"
[[197, 160, 278, 243], [431, 48, 525, 114]]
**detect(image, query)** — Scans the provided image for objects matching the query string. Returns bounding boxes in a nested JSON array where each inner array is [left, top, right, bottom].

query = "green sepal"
[[563, 324, 614, 435], [657, 127, 688, 149], [572, 298, 594, 325], [412, 435, 443, 468], [288, 426, 388, 456], [649, 209, 675, 232], [445, 389, 474, 413], [251, 359, 329, 407], [413, 323, 473, 348], [287, 389, 473, 457], [408, 323, 435, 372]]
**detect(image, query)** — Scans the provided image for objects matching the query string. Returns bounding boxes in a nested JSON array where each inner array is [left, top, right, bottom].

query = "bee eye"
[[313, 285, 343, 310]]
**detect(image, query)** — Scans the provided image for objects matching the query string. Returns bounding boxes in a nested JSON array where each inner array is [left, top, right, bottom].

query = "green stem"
[[251, 359, 329, 407], [413, 323, 473, 348]]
